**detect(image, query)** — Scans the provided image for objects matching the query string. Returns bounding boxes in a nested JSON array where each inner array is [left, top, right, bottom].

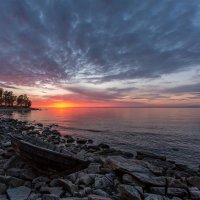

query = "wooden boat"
[[10, 134, 90, 175]]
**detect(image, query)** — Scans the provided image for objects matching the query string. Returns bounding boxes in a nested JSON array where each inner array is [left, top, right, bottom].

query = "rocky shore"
[[0, 118, 200, 200]]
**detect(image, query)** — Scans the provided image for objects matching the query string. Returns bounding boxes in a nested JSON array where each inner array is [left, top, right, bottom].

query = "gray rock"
[[189, 187, 200, 200], [79, 174, 93, 186], [136, 151, 166, 161], [0, 194, 8, 200], [0, 183, 6, 194], [58, 179, 78, 194], [3, 156, 20, 170], [94, 174, 114, 190], [6, 176, 24, 188], [0, 169, 5, 175], [42, 194, 59, 200], [49, 179, 60, 187], [6, 168, 36, 180], [84, 187, 92, 195], [131, 172, 166, 186], [144, 193, 170, 200], [187, 176, 200, 189], [119, 184, 142, 200], [40, 186, 64, 197], [87, 163, 101, 174], [88, 195, 112, 200], [171, 197, 182, 200], [3, 142, 11, 148], [66, 172, 78, 184], [105, 156, 151, 174], [6, 186, 31, 200], [32, 176, 49, 184], [167, 187, 188, 197], [167, 177, 187, 188], [93, 189, 109, 197], [61, 198, 88, 200], [122, 174, 136, 185], [150, 187, 166, 195], [34, 182, 46, 190], [28, 193, 41, 200]]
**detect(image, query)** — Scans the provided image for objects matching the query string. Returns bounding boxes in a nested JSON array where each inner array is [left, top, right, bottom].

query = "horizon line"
[[36, 106, 200, 108]]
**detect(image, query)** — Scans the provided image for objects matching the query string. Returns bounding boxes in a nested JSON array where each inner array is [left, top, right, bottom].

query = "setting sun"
[[48, 102, 78, 108]]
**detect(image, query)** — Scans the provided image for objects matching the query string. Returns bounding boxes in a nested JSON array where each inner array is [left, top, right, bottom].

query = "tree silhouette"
[[0, 88, 32, 108]]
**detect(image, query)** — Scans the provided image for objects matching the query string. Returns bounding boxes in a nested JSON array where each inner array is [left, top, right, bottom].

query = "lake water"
[[3, 107, 200, 168]]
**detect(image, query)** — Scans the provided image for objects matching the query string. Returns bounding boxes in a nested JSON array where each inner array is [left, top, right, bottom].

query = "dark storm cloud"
[[0, 0, 200, 85]]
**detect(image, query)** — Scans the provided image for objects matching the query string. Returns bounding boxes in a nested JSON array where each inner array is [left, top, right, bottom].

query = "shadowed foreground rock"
[[0, 118, 200, 200]]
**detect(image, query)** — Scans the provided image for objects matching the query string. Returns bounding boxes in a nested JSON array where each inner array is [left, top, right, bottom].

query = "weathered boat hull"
[[10, 135, 90, 175]]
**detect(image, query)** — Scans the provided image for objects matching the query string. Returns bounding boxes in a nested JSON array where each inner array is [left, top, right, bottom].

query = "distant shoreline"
[[0, 107, 41, 111]]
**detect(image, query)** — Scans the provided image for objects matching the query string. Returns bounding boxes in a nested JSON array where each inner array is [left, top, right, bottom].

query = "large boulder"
[[104, 156, 151, 174]]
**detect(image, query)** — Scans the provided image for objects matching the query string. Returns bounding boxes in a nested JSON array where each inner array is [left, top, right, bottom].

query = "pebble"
[[0, 118, 199, 200]]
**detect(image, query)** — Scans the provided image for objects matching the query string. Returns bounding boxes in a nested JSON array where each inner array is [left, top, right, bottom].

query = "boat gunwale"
[[10, 135, 87, 163]]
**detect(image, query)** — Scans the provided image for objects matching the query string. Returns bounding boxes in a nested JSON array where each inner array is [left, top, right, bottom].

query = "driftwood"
[[10, 134, 90, 175]]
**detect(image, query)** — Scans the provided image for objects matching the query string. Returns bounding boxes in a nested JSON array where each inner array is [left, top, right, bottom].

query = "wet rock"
[[105, 156, 150, 174], [146, 163, 164, 176], [150, 187, 166, 195], [0, 169, 5, 175], [144, 193, 170, 200], [79, 174, 93, 186], [187, 176, 200, 189], [0, 183, 7, 194], [58, 179, 78, 194], [6, 168, 36, 180], [88, 195, 112, 200], [49, 179, 60, 187], [34, 182, 46, 190], [28, 192, 41, 200], [86, 163, 101, 174], [3, 142, 11, 148], [94, 174, 114, 190], [43, 194, 60, 200], [131, 172, 166, 186], [189, 187, 200, 200], [93, 189, 109, 197], [32, 176, 49, 184], [119, 184, 142, 200], [98, 143, 110, 149], [167, 187, 188, 197], [66, 172, 78, 184], [84, 187, 92, 195], [122, 174, 137, 185], [3, 156, 22, 170], [0, 194, 8, 200], [76, 138, 87, 144], [6, 186, 31, 200], [136, 151, 166, 161], [40, 186, 64, 197], [66, 137, 75, 143], [167, 177, 187, 188], [6, 176, 25, 188]]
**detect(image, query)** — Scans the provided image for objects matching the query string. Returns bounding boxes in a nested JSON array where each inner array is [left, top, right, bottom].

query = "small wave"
[[61, 126, 108, 133]]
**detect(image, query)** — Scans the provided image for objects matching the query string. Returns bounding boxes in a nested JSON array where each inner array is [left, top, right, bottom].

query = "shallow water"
[[3, 107, 200, 168]]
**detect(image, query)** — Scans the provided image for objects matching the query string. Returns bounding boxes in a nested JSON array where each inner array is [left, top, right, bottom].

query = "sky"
[[0, 0, 200, 107]]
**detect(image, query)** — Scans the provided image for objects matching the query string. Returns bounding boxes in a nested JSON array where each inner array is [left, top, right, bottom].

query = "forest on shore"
[[0, 88, 32, 108]]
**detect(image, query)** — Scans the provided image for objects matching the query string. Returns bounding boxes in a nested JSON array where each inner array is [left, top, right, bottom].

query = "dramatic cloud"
[[0, 0, 200, 84], [164, 83, 200, 93], [0, 0, 200, 106]]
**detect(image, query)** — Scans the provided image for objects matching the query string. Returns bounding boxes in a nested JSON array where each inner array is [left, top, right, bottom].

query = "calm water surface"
[[4, 108, 200, 168]]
